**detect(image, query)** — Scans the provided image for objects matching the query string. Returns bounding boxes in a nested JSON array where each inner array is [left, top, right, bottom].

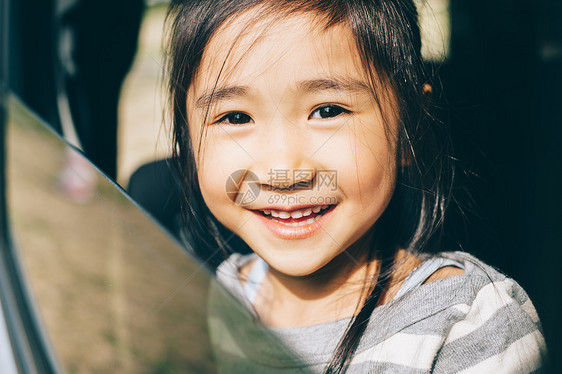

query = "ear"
[[422, 83, 433, 107]]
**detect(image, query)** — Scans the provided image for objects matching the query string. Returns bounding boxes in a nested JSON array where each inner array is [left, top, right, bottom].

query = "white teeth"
[[278, 211, 291, 219], [261, 205, 334, 221], [290, 210, 303, 219], [267, 212, 325, 226]]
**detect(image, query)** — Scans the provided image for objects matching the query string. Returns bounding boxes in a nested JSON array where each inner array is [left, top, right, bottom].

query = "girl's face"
[[187, 12, 398, 277]]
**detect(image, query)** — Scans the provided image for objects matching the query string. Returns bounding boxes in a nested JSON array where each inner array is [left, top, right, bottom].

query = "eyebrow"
[[297, 78, 371, 94], [195, 85, 249, 109], [194, 77, 371, 109]]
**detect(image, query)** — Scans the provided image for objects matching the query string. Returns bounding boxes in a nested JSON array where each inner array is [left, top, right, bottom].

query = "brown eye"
[[309, 105, 350, 119], [217, 112, 254, 125]]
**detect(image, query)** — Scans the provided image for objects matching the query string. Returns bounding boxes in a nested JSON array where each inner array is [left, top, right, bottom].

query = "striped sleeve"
[[432, 279, 546, 374]]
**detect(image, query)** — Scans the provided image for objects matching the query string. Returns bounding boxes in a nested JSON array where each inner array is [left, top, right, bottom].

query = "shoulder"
[[215, 252, 257, 284], [424, 265, 465, 283], [210, 252, 258, 313], [348, 252, 546, 373], [430, 252, 547, 373]]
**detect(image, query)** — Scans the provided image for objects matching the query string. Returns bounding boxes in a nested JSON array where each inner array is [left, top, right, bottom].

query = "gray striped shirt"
[[211, 251, 546, 373]]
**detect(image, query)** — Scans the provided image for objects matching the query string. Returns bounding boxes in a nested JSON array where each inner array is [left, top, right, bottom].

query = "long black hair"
[[165, 0, 453, 372]]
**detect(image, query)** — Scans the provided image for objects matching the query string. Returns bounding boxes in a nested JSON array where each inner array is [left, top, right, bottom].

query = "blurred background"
[[3, 0, 561, 372], [7, 0, 171, 186]]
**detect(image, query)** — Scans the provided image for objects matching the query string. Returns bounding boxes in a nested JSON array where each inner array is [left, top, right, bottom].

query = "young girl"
[[165, 0, 546, 372]]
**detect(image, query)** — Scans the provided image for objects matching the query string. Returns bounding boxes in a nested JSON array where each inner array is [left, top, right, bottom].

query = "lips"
[[252, 204, 336, 239]]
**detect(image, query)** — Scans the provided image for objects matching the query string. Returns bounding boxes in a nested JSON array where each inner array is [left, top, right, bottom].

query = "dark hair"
[[165, 0, 453, 372]]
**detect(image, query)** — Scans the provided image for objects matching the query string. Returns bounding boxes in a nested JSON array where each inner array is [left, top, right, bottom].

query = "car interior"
[[1, 0, 561, 373]]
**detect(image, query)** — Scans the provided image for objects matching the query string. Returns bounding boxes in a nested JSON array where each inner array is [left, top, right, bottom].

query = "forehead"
[[190, 10, 369, 94]]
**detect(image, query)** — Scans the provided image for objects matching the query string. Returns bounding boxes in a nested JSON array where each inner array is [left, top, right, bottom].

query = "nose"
[[251, 121, 318, 190]]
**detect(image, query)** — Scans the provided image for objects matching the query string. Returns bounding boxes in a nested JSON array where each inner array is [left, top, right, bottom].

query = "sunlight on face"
[[186, 11, 398, 277]]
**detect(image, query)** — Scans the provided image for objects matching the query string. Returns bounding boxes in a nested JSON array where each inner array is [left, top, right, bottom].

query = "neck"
[[255, 236, 382, 327], [253, 239, 422, 328]]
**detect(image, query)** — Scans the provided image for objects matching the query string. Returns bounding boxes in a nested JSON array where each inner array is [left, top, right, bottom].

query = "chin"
[[259, 249, 337, 278]]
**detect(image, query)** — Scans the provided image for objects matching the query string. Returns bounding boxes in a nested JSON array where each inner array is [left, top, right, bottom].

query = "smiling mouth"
[[256, 205, 335, 226]]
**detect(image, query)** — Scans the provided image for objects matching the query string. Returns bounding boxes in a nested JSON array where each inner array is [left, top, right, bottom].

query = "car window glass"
[[5, 93, 306, 373]]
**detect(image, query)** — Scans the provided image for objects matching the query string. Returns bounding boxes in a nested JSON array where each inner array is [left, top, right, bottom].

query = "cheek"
[[193, 132, 253, 228], [198, 163, 227, 210], [196, 147, 233, 215], [336, 125, 397, 213], [187, 124, 225, 211], [355, 143, 396, 192], [341, 157, 395, 215], [354, 119, 397, 190]]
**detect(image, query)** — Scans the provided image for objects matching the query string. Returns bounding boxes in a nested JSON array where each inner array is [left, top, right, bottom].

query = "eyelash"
[[213, 104, 350, 125], [309, 104, 351, 120], [215, 112, 254, 125]]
